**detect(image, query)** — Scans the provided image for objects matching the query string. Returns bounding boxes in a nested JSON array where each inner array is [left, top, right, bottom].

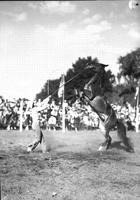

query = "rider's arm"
[[85, 73, 98, 88], [88, 73, 98, 84]]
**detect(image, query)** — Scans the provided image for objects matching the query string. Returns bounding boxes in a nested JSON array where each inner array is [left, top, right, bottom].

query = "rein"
[[49, 65, 97, 98], [50, 72, 82, 97]]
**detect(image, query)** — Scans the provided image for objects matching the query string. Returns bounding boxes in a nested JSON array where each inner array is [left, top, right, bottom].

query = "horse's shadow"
[[110, 141, 131, 152]]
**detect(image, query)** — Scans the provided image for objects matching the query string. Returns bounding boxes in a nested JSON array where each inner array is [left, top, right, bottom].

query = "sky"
[[0, 1, 140, 100]]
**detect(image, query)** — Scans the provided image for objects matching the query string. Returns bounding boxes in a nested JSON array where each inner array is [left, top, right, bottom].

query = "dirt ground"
[[0, 129, 140, 200]]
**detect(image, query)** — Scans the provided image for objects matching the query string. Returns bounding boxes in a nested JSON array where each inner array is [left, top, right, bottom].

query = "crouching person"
[[27, 96, 51, 153]]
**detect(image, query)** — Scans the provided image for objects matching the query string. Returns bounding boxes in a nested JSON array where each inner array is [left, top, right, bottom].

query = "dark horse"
[[79, 63, 134, 152]]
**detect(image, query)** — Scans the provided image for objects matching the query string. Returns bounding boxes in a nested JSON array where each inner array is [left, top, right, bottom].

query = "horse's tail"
[[116, 119, 134, 152]]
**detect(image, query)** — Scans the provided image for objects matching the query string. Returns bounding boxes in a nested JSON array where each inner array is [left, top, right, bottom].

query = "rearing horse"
[[79, 63, 134, 152]]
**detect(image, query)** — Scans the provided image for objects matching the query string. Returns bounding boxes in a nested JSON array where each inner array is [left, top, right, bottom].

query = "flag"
[[42, 95, 51, 104], [58, 74, 65, 98], [134, 85, 139, 99]]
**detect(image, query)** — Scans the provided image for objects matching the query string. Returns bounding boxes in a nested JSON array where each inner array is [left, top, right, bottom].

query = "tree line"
[[36, 47, 140, 107]]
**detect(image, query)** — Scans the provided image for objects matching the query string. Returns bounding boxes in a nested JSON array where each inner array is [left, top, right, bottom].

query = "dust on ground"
[[0, 130, 140, 200]]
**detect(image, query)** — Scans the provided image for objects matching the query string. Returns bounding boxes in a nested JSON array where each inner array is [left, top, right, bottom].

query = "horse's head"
[[83, 63, 108, 99], [94, 63, 108, 73]]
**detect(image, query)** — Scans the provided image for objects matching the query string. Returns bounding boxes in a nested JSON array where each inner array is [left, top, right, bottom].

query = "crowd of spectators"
[[0, 95, 138, 131]]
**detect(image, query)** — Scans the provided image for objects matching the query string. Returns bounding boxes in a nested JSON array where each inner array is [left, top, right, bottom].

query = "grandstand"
[[0, 95, 137, 132]]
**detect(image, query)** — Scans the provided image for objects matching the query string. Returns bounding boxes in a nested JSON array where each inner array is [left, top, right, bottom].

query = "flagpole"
[[136, 79, 140, 133], [19, 99, 23, 132], [62, 74, 65, 132]]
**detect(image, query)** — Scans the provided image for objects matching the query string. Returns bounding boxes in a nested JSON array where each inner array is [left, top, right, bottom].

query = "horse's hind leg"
[[106, 134, 112, 150], [116, 119, 134, 152], [98, 127, 112, 151]]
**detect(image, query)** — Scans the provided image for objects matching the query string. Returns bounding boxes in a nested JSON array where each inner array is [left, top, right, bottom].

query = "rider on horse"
[[80, 63, 112, 120], [79, 63, 134, 152], [83, 63, 107, 100]]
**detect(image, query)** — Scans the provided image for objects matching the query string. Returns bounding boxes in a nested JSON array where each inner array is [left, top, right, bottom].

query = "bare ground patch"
[[0, 130, 140, 200]]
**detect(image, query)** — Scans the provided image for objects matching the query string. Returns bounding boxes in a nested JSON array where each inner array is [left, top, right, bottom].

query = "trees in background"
[[36, 79, 60, 102], [36, 56, 115, 104], [117, 48, 140, 82], [65, 56, 115, 103], [65, 56, 100, 103], [36, 48, 140, 106], [116, 48, 140, 106]]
